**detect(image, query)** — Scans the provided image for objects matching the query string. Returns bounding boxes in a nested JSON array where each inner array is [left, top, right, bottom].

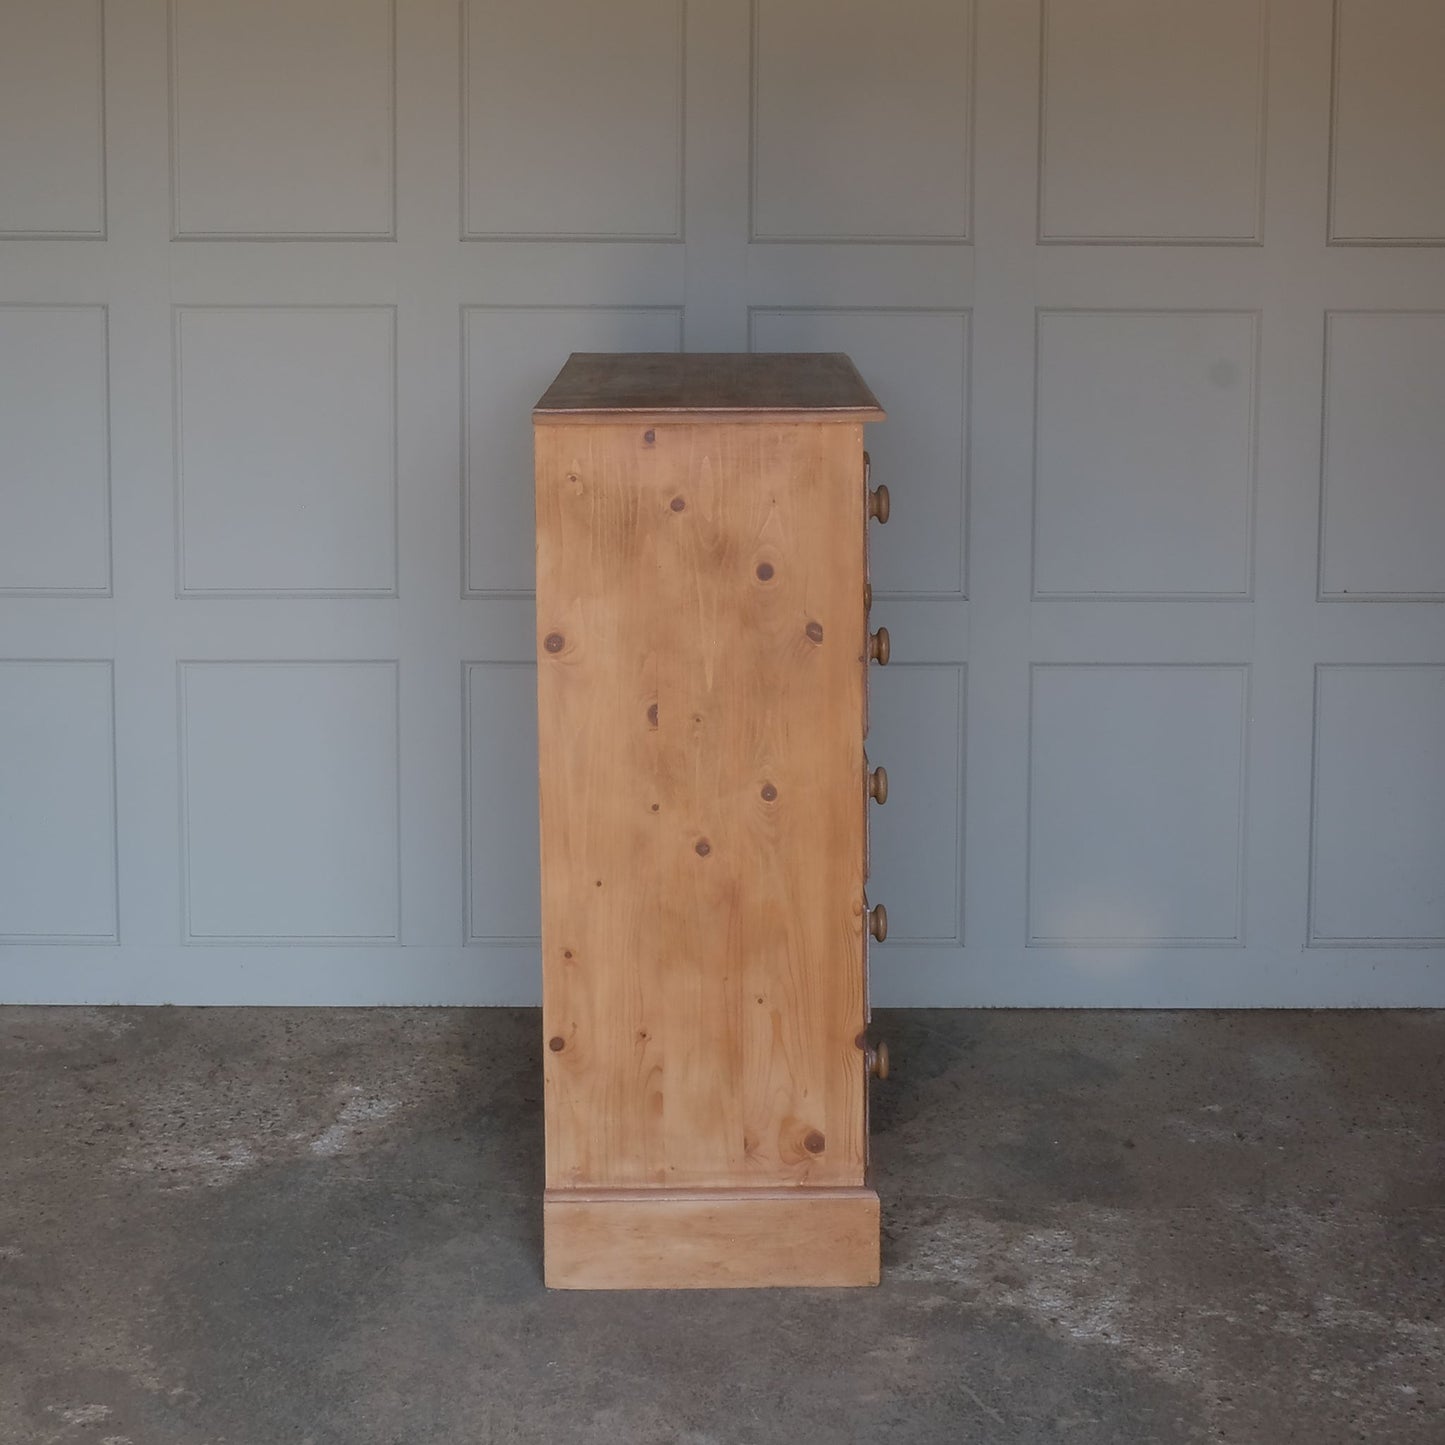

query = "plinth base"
[[543, 1186, 880, 1290]]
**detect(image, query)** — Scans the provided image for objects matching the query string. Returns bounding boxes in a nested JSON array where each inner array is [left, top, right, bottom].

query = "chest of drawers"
[[533, 352, 890, 1288]]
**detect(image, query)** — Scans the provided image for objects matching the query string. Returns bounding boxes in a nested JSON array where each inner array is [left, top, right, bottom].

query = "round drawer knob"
[[868, 902, 888, 942], [868, 483, 890, 525], [864, 581, 873, 612], [865, 1040, 890, 1081], [868, 627, 890, 666], [868, 765, 888, 805]]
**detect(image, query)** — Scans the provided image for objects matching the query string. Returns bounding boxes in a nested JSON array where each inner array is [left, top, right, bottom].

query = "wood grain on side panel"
[[535, 419, 868, 1191]]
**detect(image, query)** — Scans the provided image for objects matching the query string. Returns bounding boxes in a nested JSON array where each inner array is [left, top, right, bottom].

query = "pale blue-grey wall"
[[1, 0, 1442, 1005]]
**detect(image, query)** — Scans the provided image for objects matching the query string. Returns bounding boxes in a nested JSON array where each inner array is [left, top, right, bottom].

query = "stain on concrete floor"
[[1, 1008, 1441, 1444]]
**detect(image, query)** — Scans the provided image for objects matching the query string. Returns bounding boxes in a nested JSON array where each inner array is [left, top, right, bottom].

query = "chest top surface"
[[533, 351, 886, 424]]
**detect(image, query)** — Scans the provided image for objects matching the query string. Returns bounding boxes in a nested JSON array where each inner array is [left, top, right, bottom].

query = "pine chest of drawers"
[[533, 352, 891, 1289]]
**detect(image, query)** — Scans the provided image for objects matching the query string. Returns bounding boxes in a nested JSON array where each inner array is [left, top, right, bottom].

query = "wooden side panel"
[[544, 1188, 880, 1289], [536, 420, 867, 1191]]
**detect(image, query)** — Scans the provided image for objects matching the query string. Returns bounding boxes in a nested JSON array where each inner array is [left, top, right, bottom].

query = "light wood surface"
[[535, 418, 869, 1192], [533, 351, 886, 423], [544, 1187, 881, 1289]]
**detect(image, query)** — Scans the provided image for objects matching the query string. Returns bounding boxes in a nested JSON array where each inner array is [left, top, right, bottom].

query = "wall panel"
[[1310, 666, 1445, 946], [1330, 0, 1445, 244], [751, 0, 973, 242], [180, 662, 400, 943], [170, 0, 395, 238], [1320, 311, 1445, 599], [1039, 0, 1265, 243], [0, 662, 117, 943], [1034, 310, 1256, 598], [175, 306, 397, 596], [0, 306, 111, 595], [1028, 666, 1248, 947], [462, 0, 684, 240], [0, 0, 105, 237]]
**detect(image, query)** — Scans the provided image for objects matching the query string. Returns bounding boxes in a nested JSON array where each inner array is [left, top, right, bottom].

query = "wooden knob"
[[868, 902, 888, 942], [868, 627, 890, 666], [865, 1040, 890, 1081], [863, 449, 871, 487], [868, 483, 890, 525], [864, 581, 872, 612], [868, 765, 888, 804]]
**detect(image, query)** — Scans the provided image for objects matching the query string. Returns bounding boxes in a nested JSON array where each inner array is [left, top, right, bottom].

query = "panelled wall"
[[0, 0, 1441, 1006]]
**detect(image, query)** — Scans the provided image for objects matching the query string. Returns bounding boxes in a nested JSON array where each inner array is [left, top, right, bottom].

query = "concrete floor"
[[1, 1009, 1441, 1445]]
